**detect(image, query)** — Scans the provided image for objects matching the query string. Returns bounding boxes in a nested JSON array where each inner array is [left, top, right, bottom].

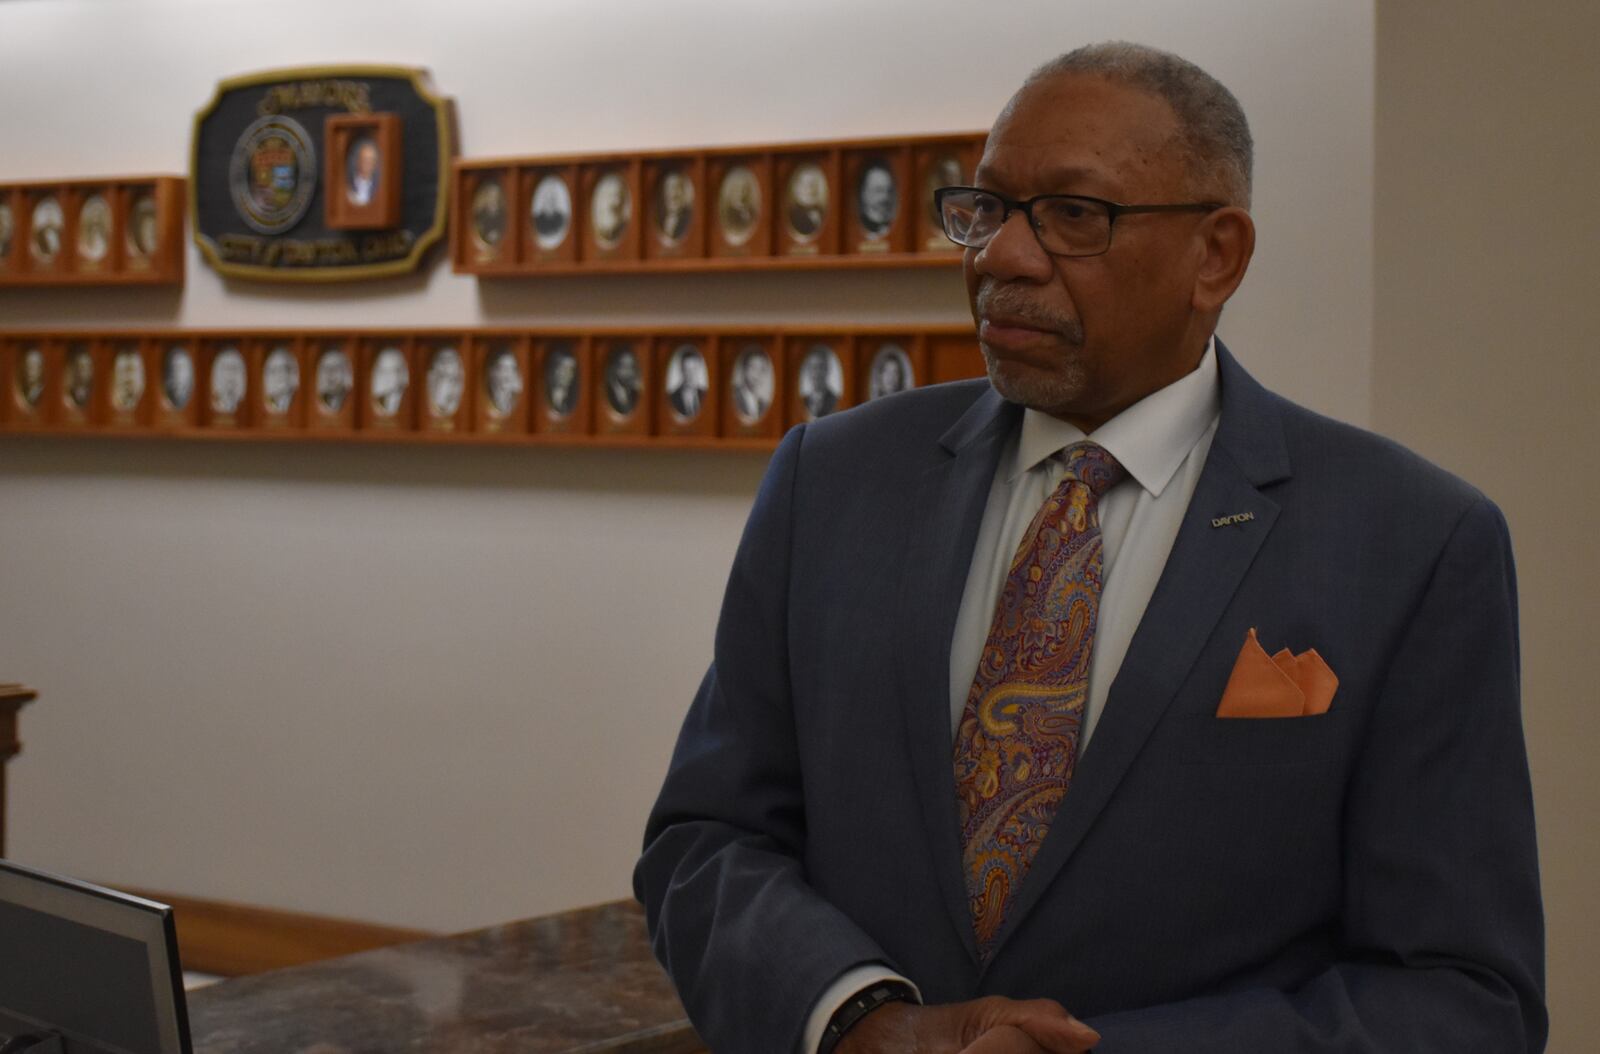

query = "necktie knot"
[[1057, 442, 1126, 497]]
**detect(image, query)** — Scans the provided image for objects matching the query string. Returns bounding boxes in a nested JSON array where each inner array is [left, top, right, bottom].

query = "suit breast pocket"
[[1166, 709, 1351, 767]]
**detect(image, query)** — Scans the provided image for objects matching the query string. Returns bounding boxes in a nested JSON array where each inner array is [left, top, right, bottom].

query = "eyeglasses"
[[934, 186, 1222, 258]]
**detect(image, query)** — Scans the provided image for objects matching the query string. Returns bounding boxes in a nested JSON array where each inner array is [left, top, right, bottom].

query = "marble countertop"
[[186, 900, 702, 1054]]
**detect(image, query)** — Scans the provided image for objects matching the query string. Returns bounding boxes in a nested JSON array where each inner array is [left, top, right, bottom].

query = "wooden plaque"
[[3, 338, 52, 427], [706, 155, 771, 259], [531, 336, 589, 436], [643, 158, 706, 261], [305, 337, 358, 433], [360, 338, 416, 431], [57, 338, 101, 428], [857, 334, 925, 404], [153, 337, 200, 429], [102, 338, 152, 427], [580, 161, 642, 263], [522, 166, 579, 266], [461, 168, 515, 270], [774, 151, 840, 257], [71, 185, 118, 276], [325, 113, 402, 230], [203, 339, 254, 429], [655, 336, 716, 438], [914, 138, 979, 253], [786, 334, 854, 426], [254, 336, 305, 430], [24, 190, 67, 276], [0, 189, 17, 275], [416, 336, 472, 433], [843, 147, 912, 255], [594, 337, 651, 436], [473, 334, 528, 435], [719, 335, 782, 439]]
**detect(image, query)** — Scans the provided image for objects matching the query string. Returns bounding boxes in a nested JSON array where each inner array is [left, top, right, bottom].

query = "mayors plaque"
[[191, 65, 454, 282]]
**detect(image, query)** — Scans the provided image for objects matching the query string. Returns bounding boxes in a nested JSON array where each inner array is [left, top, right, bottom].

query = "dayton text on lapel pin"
[[1211, 511, 1257, 528]]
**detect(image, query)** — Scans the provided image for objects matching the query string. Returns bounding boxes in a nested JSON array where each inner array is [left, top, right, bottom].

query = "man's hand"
[[835, 996, 1099, 1054]]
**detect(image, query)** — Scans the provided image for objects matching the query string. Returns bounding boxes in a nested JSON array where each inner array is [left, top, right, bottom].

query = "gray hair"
[[1024, 41, 1253, 208]]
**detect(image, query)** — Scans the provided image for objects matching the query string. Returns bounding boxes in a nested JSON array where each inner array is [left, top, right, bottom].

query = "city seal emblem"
[[228, 114, 317, 235]]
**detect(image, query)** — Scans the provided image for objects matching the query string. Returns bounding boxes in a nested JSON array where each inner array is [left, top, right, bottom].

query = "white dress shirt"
[[802, 340, 1222, 1054]]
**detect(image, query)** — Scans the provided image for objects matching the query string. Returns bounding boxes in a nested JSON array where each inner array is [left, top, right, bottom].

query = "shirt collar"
[[1008, 337, 1221, 497]]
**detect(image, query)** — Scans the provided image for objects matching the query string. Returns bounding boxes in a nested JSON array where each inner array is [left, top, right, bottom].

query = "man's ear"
[[1192, 207, 1255, 313]]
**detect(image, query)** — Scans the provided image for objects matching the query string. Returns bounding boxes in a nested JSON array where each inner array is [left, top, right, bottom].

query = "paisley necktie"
[[952, 441, 1126, 957]]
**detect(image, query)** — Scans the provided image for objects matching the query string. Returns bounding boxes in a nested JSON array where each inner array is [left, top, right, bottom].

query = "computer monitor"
[[0, 859, 191, 1054]]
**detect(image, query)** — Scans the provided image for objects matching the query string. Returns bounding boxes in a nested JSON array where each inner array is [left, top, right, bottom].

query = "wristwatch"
[[817, 980, 919, 1054]]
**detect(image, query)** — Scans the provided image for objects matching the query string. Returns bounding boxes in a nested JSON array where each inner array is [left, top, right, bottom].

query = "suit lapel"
[[895, 387, 1018, 966], [983, 341, 1294, 963]]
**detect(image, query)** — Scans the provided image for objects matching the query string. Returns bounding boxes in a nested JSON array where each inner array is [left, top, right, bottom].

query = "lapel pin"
[[1211, 511, 1256, 528]]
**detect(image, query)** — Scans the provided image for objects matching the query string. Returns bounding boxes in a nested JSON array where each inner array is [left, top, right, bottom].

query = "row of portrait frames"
[[0, 177, 184, 285], [454, 132, 985, 274], [0, 329, 985, 445]]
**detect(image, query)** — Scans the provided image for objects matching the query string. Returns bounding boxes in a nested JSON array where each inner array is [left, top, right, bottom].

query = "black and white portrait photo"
[[110, 346, 145, 411], [346, 135, 381, 207], [370, 347, 409, 417], [161, 345, 193, 410], [77, 194, 112, 264], [544, 345, 579, 419], [665, 343, 709, 422], [729, 344, 774, 425], [262, 345, 299, 414], [15, 346, 45, 409], [0, 202, 13, 261], [716, 165, 761, 248], [784, 163, 828, 242], [127, 194, 159, 260], [857, 161, 898, 241], [30, 196, 63, 264], [484, 347, 524, 418], [471, 178, 507, 252], [924, 153, 964, 233], [867, 343, 915, 400], [531, 172, 573, 251], [426, 346, 465, 418], [210, 347, 247, 415], [591, 171, 632, 250], [604, 344, 642, 417], [654, 167, 695, 247], [315, 348, 353, 414], [63, 345, 93, 410], [797, 343, 843, 421]]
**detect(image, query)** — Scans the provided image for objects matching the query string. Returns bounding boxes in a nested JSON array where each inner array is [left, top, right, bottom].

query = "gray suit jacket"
[[635, 342, 1545, 1052]]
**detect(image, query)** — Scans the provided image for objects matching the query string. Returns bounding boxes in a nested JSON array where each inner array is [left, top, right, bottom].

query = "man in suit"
[[635, 42, 1545, 1054]]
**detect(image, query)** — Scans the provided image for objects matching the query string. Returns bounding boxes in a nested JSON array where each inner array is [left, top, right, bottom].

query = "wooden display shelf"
[[0, 176, 185, 287]]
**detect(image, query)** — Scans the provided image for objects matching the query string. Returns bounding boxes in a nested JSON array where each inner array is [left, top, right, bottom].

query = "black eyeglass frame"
[[934, 185, 1224, 258]]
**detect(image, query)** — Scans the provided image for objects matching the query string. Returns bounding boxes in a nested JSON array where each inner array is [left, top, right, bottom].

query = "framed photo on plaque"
[[72, 188, 117, 275], [325, 113, 402, 230], [4, 340, 52, 427], [0, 191, 16, 274], [361, 338, 415, 431], [26, 191, 67, 275], [203, 339, 253, 429], [656, 337, 715, 438], [306, 338, 357, 432], [720, 336, 781, 439], [255, 337, 304, 429], [859, 335, 924, 402], [532, 336, 588, 436], [844, 148, 911, 255], [419, 337, 471, 433], [581, 162, 641, 263], [154, 339, 199, 428], [57, 339, 100, 428], [474, 335, 528, 434], [522, 166, 579, 266], [462, 168, 514, 269], [644, 158, 705, 261], [914, 139, 978, 253], [787, 335, 853, 426], [706, 155, 771, 259], [103, 339, 150, 427], [595, 337, 650, 436], [775, 152, 840, 257]]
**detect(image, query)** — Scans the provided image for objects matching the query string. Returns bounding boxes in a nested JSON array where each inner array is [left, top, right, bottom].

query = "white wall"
[[0, 0, 1376, 932]]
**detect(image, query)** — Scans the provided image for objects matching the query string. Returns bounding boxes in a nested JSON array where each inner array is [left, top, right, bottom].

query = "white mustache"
[[975, 284, 1084, 344]]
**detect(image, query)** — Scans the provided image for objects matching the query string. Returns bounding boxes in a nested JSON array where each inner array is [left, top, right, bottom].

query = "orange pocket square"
[[1216, 627, 1339, 718]]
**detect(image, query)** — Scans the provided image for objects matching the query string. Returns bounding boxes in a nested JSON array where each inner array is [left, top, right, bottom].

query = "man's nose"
[[974, 211, 1053, 283]]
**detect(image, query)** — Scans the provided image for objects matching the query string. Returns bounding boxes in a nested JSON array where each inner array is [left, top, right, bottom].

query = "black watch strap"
[[817, 980, 919, 1054]]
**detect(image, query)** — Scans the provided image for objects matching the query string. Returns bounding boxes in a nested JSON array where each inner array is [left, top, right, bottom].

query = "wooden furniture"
[[186, 899, 704, 1054], [0, 683, 37, 857], [0, 178, 184, 287]]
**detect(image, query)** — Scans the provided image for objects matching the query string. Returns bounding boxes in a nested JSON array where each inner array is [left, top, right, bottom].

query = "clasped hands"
[[836, 995, 1099, 1054]]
